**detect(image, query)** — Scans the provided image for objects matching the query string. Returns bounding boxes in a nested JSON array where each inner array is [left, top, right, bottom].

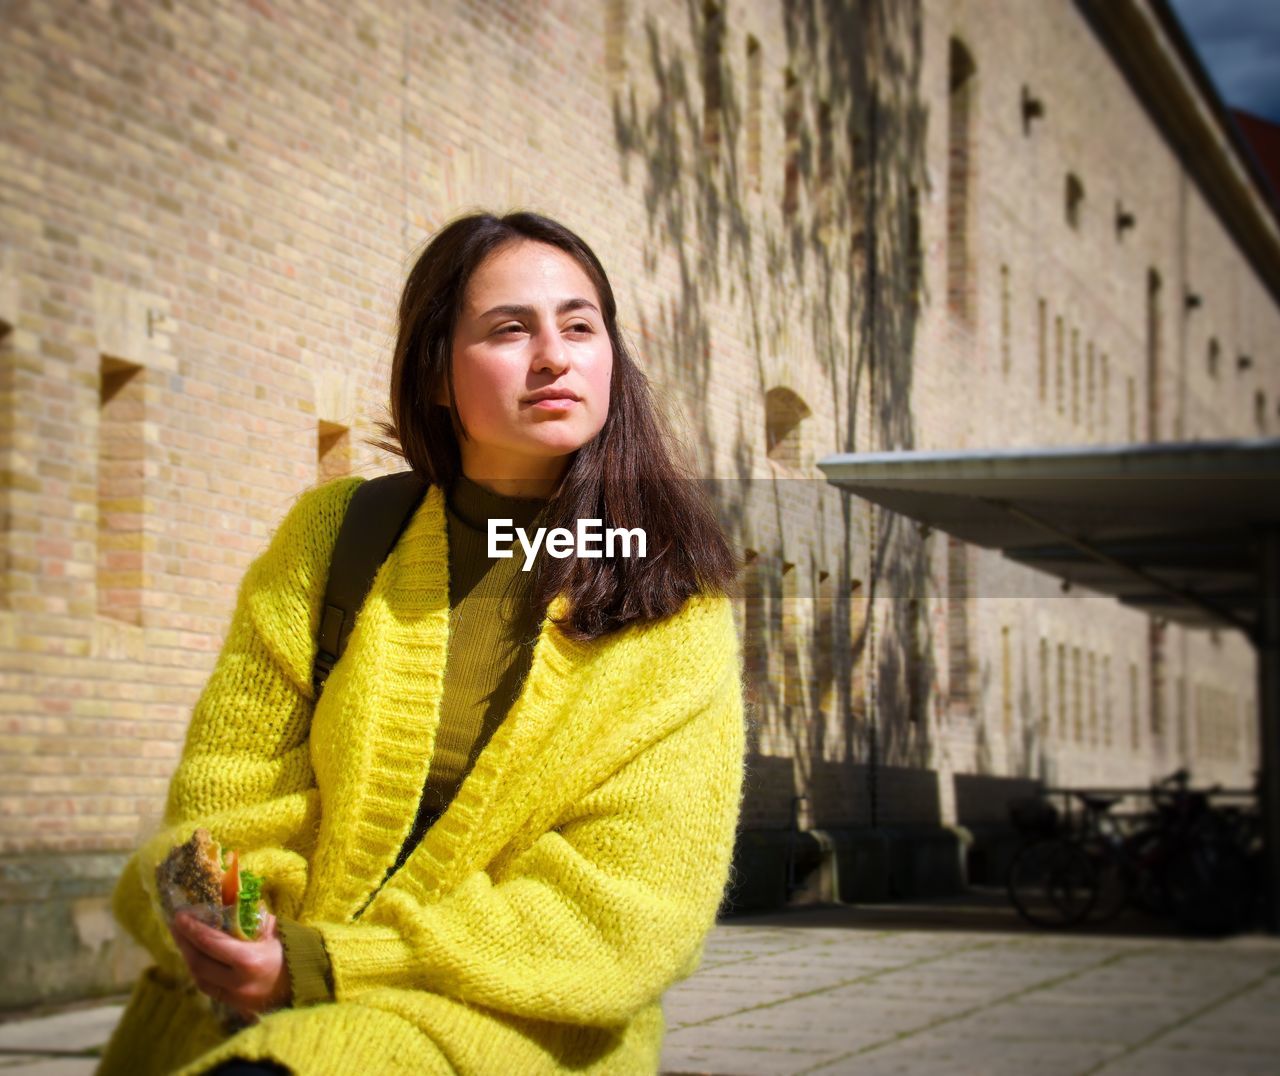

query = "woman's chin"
[[521, 433, 594, 457]]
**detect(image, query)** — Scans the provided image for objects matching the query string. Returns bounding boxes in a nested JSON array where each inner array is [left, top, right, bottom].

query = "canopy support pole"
[[1260, 527, 1280, 933]]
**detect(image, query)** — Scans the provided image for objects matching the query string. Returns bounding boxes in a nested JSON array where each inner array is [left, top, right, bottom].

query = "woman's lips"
[[529, 397, 578, 409]]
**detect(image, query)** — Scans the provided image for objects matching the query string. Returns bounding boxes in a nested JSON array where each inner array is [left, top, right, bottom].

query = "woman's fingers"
[[172, 911, 242, 963], [169, 909, 289, 1015], [171, 913, 256, 991], [173, 932, 242, 993]]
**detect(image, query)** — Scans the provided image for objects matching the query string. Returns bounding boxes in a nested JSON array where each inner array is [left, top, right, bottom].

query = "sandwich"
[[155, 827, 266, 940]]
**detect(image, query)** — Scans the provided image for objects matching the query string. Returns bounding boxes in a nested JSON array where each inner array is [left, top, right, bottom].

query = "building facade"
[[1, 0, 1277, 1006]]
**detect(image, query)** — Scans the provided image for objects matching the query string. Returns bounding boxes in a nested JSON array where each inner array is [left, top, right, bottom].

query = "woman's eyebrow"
[[478, 298, 600, 319]]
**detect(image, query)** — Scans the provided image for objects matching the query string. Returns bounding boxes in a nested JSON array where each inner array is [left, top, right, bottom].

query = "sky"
[[1167, 0, 1280, 123]]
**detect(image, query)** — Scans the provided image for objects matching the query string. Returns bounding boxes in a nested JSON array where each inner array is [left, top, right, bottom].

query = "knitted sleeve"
[[315, 611, 747, 1028], [110, 478, 362, 974]]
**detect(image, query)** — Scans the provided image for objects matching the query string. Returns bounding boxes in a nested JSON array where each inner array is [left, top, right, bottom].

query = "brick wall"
[[0, 0, 1276, 1003]]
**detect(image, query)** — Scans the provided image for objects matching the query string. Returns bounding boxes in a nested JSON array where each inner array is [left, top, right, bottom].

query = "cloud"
[[1167, 0, 1280, 122]]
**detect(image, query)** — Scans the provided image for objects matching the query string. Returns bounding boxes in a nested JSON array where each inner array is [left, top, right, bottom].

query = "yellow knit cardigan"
[[98, 477, 747, 1076]]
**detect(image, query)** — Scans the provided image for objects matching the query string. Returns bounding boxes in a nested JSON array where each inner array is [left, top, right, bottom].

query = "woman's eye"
[[567, 323, 593, 334], [497, 324, 524, 335]]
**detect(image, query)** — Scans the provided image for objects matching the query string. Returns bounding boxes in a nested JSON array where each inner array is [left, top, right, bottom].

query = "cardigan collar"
[[305, 482, 582, 922]]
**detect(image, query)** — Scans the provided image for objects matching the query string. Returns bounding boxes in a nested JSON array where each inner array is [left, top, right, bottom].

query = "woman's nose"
[[531, 324, 569, 372]]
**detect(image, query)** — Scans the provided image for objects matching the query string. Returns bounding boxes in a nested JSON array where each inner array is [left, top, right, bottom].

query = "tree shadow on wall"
[[613, 0, 933, 817]]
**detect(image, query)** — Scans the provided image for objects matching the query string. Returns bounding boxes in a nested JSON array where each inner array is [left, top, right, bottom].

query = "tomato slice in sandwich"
[[221, 849, 239, 908]]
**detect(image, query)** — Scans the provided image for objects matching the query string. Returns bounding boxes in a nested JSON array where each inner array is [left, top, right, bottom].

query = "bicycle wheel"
[[1007, 839, 1099, 928], [1124, 826, 1175, 917], [1086, 848, 1130, 924], [1167, 837, 1253, 936]]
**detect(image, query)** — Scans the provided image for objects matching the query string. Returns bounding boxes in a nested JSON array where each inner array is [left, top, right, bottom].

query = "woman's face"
[[446, 239, 614, 495]]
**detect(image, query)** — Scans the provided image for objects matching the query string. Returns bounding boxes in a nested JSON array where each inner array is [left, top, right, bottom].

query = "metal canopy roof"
[[816, 439, 1280, 638]]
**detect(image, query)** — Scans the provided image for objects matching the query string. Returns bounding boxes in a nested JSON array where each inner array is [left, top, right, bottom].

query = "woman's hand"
[[170, 910, 291, 1019]]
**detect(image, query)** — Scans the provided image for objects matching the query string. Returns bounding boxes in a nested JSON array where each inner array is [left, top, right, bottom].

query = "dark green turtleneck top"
[[400, 473, 551, 851], [279, 472, 551, 1006]]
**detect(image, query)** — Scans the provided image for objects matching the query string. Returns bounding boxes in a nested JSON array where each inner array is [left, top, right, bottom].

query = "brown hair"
[[374, 210, 737, 641]]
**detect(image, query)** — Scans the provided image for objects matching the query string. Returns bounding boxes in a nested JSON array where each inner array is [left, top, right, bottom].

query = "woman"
[[98, 211, 747, 1076]]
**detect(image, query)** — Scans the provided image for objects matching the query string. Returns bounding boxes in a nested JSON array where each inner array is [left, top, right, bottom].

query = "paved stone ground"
[[0, 1000, 120, 1075], [659, 893, 1280, 1075], [1, 892, 1277, 1075]]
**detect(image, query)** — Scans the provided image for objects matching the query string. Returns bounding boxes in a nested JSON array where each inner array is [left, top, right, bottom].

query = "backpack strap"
[[312, 470, 430, 699]]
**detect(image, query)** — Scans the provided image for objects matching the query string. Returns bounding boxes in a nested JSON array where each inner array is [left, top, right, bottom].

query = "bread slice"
[[156, 827, 224, 920]]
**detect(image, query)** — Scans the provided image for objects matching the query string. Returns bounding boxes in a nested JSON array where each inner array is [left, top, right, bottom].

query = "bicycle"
[[1005, 796, 1099, 928], [1006, 769, 1260, 934]]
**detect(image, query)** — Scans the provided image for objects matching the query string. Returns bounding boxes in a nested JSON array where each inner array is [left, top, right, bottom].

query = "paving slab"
[[0, 1005, 122, 1054], [805, 1035, 1126, 1076], [666, 1021, 839, 1050], [661, 1043, 840, 1076], [0, 1062, 98, 1076], [935, 999, 1184, 1046], [1095, 1048, 1280, 1076]]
